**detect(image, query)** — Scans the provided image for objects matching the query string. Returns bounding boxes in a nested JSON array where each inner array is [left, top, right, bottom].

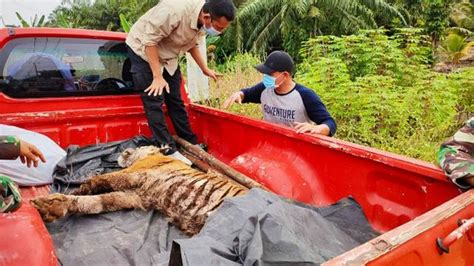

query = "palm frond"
[[15, 12, 30, 27]]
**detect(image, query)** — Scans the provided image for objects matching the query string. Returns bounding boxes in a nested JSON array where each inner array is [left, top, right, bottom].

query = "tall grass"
[[205, 53, 263, 119]]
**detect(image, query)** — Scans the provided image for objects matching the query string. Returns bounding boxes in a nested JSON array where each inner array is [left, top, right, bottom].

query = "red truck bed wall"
[[187, 104, 462, 232], [0, 186, 56, 266]]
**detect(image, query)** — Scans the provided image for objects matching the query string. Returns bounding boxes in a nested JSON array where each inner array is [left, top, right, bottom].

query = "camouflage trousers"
[[438, 117, 474, 189], [0, 175, 22, 213]]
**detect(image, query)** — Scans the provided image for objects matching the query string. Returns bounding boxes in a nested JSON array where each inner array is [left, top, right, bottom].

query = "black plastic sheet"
[[170, 189, 379, 265], [48, 209, 188, 266], [51, 135, 154, 193]]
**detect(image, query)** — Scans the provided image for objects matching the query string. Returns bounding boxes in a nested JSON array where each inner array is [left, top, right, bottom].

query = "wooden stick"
[[173, 135, 268, 191], [180, 149, 212, 173], [180, 150, 248, 190]]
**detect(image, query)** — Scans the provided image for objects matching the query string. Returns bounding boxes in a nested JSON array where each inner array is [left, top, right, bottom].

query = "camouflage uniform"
[[0, 136, 22, 212], [438, 117, 474, 189], [0, 175, 21, 212], [0, 135, 20, 160]]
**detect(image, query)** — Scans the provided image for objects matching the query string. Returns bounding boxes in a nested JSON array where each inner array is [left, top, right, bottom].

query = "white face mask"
[[205, 26, 221, 36]]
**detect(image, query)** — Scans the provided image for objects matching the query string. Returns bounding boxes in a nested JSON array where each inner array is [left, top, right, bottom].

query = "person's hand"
[[144, 76, 170, 96], [202, 68, 223, 81], [19, 140, 46, 168], [223, 91, 244, 109], [293, 122, 330, 136]]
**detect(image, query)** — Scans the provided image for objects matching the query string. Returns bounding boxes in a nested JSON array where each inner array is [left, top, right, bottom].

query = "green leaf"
[[15, 12, 30, 27], [119, 13, 131, 33], [37, 15, 45, 27]]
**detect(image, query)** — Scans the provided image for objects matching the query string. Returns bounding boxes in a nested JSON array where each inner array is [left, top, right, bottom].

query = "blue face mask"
[[262, 74, 276, 89], [206, 26, 221, 36], [263, 73, 285, 89]]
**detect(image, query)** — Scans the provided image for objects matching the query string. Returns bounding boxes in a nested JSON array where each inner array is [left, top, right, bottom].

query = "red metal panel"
[[0, 27, 126, 50], [19, 185, 51, 201], [187, 104, 462, 233], [65, 125, 99, 146], [0, 186, 56, 266], [376, 211, 474, 266], [0, 93, 150, 148], [102, 121, 135, 143], [325, 190, 474, 265]]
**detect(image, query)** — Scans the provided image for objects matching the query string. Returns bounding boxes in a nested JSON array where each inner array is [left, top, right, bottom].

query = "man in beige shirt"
[[126, 0, 235, 164]]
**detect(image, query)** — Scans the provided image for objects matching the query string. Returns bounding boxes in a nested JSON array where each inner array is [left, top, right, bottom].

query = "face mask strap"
[[274, 72, 286, 88]]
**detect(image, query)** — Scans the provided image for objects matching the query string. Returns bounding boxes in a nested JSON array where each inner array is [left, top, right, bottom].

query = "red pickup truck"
[[0, 28, 472, 266]]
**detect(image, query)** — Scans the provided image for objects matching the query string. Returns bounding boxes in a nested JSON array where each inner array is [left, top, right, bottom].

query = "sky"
[[0, 0, 62, 27]]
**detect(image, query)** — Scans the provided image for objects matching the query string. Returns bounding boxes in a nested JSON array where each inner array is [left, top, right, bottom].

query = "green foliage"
[[384, 0, 424, 26], [424, 0, 451, 45], [297, 29, 472, 162], [438, 33, 474, 63], [15, 13, 46, 27], [450, 0, 474, 32], [231, 0, 406, 60], [48, 0, 157, 31], [15, 12, 30, 27], [41, 0, 471, 66], [300, 29, 432, 82], [119, 14, 131, 33], [213, 53, 262, 73]]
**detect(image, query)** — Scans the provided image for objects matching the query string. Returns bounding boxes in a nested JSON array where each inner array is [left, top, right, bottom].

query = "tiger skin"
[[30, 148, 248, 236]]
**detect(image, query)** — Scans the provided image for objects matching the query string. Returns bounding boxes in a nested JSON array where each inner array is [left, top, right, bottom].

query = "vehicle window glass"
[[0, 37, 136, 98]]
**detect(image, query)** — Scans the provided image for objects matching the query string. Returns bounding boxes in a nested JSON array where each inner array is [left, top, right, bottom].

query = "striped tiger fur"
[[31, 149, 248, 236]]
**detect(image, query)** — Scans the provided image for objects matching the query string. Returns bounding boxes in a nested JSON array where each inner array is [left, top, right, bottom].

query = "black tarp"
[[51, 135, 155, 194], [48, 209, 188, 266], [47, 137, 379, 265], [169, 189, 379, 265]]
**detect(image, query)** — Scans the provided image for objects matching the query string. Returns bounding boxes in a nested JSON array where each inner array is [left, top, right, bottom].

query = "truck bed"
[[0, 27, 472, 265]]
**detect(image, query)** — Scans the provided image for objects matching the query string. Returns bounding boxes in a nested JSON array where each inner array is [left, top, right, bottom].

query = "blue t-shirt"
[[241, 83, 337, 136]]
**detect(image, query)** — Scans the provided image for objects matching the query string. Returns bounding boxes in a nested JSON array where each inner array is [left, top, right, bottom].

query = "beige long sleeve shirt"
[[126, 0, 206, 75]]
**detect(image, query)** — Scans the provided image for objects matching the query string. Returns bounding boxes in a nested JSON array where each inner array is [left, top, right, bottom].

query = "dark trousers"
[[127, 46, 197, 153]]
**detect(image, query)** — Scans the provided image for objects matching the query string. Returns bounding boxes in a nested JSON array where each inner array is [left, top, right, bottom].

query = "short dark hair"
[[203, 0, 236, 21]]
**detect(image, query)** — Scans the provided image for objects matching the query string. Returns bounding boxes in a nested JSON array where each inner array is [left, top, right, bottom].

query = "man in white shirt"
[[126, 0, 235, 164]]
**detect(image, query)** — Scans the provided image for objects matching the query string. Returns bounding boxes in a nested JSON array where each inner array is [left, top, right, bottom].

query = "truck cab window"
[[0, 38, 136, 98]]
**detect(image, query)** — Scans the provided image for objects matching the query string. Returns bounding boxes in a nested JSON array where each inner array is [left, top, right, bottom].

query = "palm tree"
[[438, 32, 474, 63], [233, 0, 407, 56], [450, 0, 474, 33], [48, 0, 157, 31], [383, 0, 424, 26], [14, 13, 47, 27]]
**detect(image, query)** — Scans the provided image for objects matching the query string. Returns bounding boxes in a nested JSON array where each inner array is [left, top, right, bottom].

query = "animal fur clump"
[[117, 145, 170, 168], [31, 149, 248, 235]]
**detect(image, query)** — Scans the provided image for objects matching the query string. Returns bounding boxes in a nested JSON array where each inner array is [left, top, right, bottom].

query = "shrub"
[[203, 30, 472, 163], [297, 29, 473, 162]]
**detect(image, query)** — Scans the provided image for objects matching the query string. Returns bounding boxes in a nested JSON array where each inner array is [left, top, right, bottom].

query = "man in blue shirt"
[[223, 51, 336, 136]]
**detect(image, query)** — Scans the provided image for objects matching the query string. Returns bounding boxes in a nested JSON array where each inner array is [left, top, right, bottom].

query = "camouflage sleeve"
[[438, 117, 474, 189], [0, 136, 21, 160]]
